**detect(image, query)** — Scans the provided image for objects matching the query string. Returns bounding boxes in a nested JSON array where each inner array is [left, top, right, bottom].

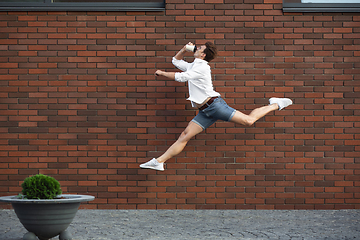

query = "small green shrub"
[[21, 174, 62, 199]]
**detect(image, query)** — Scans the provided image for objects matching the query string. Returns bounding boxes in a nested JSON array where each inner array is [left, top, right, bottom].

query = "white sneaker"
[[269, 97, 293, 111], [140, 158, 164, 171]]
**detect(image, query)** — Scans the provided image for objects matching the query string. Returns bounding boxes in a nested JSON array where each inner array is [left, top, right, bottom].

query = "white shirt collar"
[[194, 58, 208, 64]]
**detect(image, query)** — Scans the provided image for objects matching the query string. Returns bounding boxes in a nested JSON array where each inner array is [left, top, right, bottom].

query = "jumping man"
[[140, 42, 293, 171]]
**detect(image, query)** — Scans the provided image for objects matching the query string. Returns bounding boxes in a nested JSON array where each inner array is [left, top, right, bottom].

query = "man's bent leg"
[[156, 121, 203, 163], [230, 104, 279, 126], [230, 97, 292, 126]]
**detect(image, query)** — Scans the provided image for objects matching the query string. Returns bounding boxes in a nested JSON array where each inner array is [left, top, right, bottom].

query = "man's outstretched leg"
[[140, 121, 203, 171], [230, 97, 292, 126]]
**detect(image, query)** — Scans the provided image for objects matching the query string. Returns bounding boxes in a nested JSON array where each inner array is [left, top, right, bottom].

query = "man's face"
[[194, 45, 206, 59]]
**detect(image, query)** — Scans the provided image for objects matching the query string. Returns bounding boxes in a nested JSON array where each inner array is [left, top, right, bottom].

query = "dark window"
[[0, 0, 165, 11], [283, 0, 360, 12]]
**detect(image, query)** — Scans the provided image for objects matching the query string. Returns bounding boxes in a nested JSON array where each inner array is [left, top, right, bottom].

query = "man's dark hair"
[[203, 42, 217, 62]]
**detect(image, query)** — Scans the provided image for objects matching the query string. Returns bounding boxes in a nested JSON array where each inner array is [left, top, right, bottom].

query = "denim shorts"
[[191, 97, 236, 130]]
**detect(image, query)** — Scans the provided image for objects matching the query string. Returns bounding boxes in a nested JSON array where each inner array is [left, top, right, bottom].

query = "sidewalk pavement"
[[1, 209, 359, 240]]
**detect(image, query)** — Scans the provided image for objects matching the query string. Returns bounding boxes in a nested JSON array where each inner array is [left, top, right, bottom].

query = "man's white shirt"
[[172, 57, 220, 107]]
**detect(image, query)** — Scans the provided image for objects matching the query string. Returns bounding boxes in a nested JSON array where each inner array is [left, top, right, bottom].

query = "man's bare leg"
[[140, 98, 292, 170], [156, 121, 203, 163], [140, 121, 203, 170], [155, 103, 280, 164], [230, 103, 279, 126]]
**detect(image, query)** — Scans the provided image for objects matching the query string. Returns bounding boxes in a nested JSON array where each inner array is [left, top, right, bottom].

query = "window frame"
[[0, 0, 165, 12], [283, 0, 360, 12]]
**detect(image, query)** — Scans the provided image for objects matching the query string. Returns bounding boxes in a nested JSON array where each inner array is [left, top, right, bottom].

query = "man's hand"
[[155, 70, 163, 76], [174, 42, 193, 60], [184, 42, 195, 52]]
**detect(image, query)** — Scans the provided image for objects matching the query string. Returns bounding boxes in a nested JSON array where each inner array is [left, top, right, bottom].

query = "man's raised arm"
[[154, 42, 194, 79]]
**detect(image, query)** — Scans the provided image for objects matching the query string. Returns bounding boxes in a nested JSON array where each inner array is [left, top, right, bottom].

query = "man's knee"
[[178, 131, 190, 142], [180, 127, 198, 143], [244, 117, 255, 126]]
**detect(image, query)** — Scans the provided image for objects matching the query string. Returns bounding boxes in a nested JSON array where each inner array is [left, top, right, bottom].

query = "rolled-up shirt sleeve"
[[174, 72, 185, 82], [172, 57, 190, 72], [175, 69, 203, 83]]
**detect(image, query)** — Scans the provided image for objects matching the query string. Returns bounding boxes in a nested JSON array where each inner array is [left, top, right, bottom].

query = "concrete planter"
[[0, 194, 94, 240]]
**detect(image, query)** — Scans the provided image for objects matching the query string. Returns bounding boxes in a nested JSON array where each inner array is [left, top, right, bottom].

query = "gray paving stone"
[[1, 209, 359, 239]]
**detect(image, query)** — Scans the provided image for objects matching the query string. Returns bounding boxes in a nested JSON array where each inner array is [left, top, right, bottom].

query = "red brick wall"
[[0, 0, 359, 210]]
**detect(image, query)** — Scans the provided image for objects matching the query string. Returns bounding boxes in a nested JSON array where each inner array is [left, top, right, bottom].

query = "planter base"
[[23, 230, 72, 240], [59, 230, 72, 240], [23, 232, 37, 240]]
